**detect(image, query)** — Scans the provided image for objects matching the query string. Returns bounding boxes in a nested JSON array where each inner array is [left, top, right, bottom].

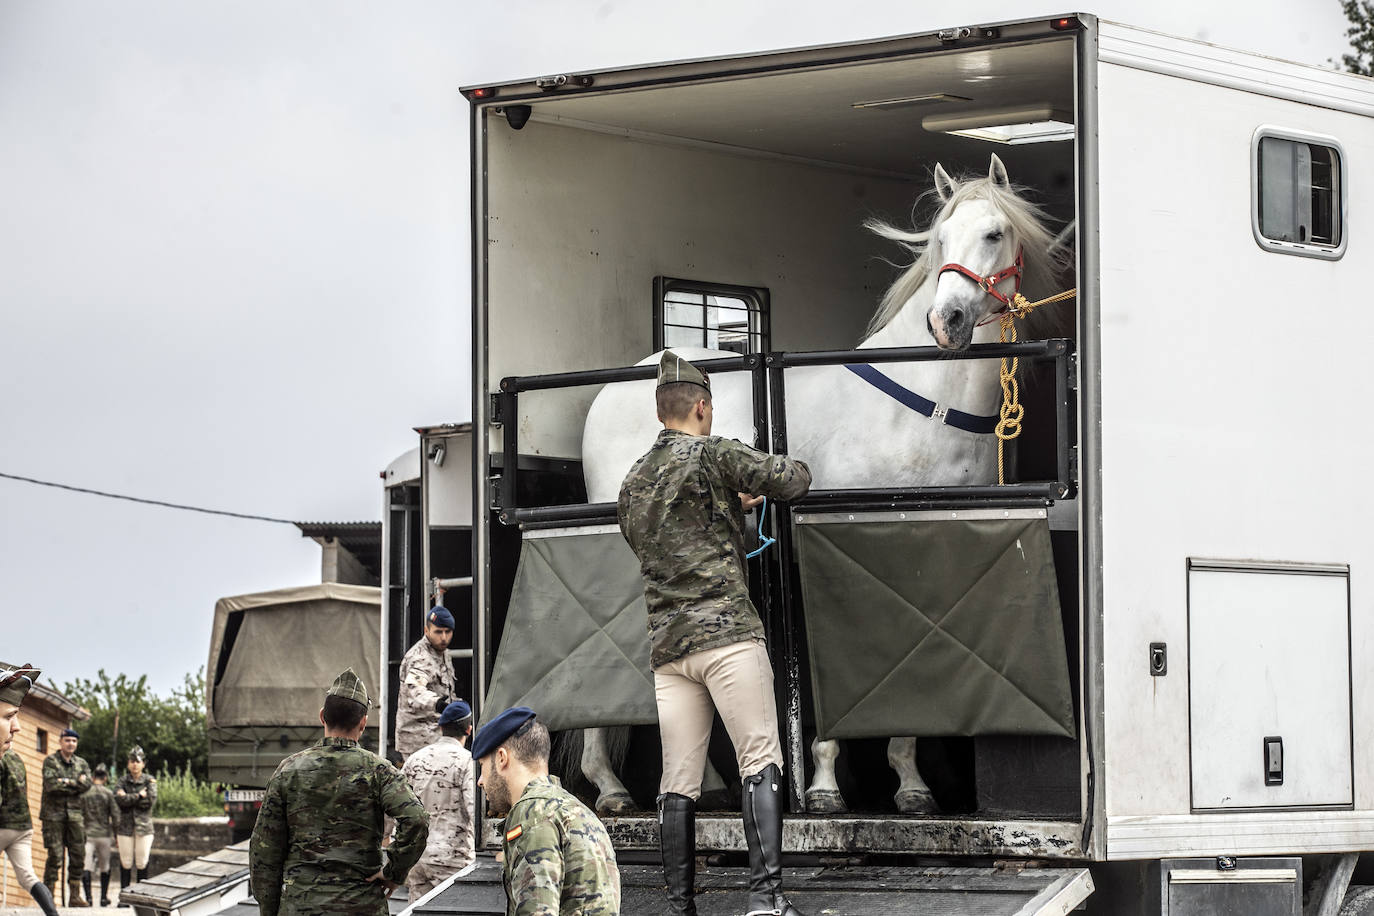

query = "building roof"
[[293, 521, 383, 580]]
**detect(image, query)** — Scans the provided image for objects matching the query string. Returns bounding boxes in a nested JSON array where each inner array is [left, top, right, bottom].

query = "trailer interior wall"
[[482, 36, 1077, 461], [1094, 22, 1374, 859]]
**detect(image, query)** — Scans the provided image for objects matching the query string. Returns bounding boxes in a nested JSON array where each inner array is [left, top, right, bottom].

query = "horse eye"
[[985, 230, 1004, 243]]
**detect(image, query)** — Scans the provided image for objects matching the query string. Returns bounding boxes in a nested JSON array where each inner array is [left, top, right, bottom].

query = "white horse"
[[578, 154, 1071, 815]]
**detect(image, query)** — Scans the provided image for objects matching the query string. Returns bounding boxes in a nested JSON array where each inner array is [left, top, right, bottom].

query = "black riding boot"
[[118, 866, 132, 906], [100, 870, 112, 906], [29, 882, 61, 916], [741, 764, 804, 916], [82, 869, 92, 905], [658, 793, 697, 916]]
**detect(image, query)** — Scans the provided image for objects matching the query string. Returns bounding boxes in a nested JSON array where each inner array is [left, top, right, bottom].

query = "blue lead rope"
[[746, 497, 776, 559]]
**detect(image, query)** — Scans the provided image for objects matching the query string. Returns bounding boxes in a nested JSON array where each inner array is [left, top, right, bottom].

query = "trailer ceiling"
[[500, 38, 1075, 179]]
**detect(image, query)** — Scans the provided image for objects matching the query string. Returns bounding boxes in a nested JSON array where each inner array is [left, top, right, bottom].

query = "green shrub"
[[153, 765, 224, 818]]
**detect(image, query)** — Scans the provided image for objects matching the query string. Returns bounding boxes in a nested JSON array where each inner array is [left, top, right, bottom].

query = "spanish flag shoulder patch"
[[505, 824, 523, 842]]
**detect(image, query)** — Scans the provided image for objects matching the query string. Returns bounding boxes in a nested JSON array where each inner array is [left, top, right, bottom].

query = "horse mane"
[[863, 174, 1075, 342]]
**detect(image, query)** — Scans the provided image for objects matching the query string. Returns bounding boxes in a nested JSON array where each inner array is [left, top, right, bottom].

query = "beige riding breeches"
[[0, 828, 39, 891], [117, 833, 152, 870], [86, 835, 114, 873], [655, 638, 784, 799]]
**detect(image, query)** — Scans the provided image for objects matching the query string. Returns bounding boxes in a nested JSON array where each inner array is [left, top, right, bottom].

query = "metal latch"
[[937, 27, 973, 41], [1149, 643, 1167, 676], [1264, 736, 1284, 786], [535, 74, 594, 91], [490, 393, 504, 426]]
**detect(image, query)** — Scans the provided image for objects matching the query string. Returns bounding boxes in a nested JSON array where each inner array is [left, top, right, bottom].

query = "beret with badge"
[[471, 706, 537, 761]]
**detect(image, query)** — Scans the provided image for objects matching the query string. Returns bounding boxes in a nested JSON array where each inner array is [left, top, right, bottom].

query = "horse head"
[[926, 155, 1023, 350]]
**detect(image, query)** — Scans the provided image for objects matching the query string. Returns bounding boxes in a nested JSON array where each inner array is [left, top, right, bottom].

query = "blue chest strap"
[[844, 363, 997, 435]]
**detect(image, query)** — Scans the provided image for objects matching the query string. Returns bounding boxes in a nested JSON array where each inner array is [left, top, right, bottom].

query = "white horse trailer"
[[458, 14, 1374, 915]]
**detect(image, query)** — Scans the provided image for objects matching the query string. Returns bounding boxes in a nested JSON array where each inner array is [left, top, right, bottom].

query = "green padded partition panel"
[[483, 530, 656, 730], [795, 509, 1075, 740]]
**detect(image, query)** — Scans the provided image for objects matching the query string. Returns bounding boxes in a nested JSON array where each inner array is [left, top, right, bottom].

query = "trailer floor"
[[414, 856, 1093, 915]]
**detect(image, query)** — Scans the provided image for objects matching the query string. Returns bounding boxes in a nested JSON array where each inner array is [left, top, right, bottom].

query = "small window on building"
[[654, 278, 770, 355], [37, 729, 47, 754], [1253, 128, 1345, 259]]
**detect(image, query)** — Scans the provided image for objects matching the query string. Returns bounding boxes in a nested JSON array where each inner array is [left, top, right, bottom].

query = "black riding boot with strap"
[[741, 764, 804, 916], [658, 793, 698, 916], [100, 870, 112, 906], [29, 882, 60, 916], [118, 866, 132, 907], [82, 869, 92, 905]]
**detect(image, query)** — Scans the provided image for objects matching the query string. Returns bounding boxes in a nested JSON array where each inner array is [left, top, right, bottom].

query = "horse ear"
[[989, 154, 1010, 188], [933, 163, 957, 202]]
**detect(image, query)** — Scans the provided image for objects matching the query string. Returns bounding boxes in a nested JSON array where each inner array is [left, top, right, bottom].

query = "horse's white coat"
[[575, 156, 1067, 812]]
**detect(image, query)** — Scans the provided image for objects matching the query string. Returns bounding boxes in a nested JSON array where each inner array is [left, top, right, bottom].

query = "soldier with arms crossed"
[[619, 351, 812, 916], [473, 707, 619, 916], [395, 606, 458, 758], [114, 745, 157, 897], [0, 664, 62, 916], [401, 699, 476, 901], [41, 727, 93, 906], [250, 668, 429, 916]]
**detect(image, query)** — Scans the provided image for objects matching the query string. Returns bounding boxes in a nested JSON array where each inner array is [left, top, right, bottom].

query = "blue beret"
[[471, 706, 536, 761], [60, 728, 79, 739], [438, 700, 472, 726], [426, 606, 455, 629]]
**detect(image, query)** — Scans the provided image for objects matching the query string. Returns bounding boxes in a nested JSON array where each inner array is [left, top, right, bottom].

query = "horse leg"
[[803, 737, 847, 814], [581, 728, 637, 815], [888, 736, 939, 814]]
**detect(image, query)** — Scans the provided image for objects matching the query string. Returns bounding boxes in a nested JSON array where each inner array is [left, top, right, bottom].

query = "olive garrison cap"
[[0, 664, 40, 708], [471, 706, 536, 760], [657, 350, 710, 392], [326, 667, 373, 708], [127, 745, 145, 763]]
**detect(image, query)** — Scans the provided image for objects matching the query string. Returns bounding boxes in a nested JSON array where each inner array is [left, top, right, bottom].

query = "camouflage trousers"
[[41, 816, 85, 887], [407, 860, 458, 901]]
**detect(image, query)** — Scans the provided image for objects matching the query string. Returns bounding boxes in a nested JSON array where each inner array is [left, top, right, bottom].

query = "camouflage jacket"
[[83, 782, 119, 838], [0, 750, 30, 831], [249, 736, 428, 916], [114, 772, 157, 836], [40, 752, 92, 822], [619, 430, 812, 667], [400, 736, 474, 871], [501, 775, 619, 916], [394, 638, 457, 757]]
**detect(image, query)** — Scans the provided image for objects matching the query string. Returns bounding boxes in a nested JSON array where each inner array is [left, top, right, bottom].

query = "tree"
[[1336, 0, 1374, 76], [61, 668, 209, 780]]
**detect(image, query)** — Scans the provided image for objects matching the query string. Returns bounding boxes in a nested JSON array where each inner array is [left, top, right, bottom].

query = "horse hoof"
[[805, 789, 848, 814], [596, 792, 638, 816], [895, 788, 940, 814], [698, 787, 734, 812]]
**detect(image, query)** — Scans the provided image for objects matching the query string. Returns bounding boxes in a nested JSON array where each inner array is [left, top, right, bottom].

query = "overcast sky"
[[0, 0, 1356, 697]]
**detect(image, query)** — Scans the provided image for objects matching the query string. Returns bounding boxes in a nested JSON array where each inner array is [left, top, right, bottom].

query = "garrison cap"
[[94, 763, 109, 777], [60, 728, 79, 739], [326, 667, 372, 708], [0, 664, 40, 708], [426, 605, 455, 630], [657, 350, 710, 392], [471, 706, 536, 760], [127, 745, 145, 762], [438, 700, 472, 726]]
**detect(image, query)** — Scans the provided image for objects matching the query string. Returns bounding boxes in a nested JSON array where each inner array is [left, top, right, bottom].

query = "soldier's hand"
[[139, 789, 148, 798], [116, 789, 126, 797], [739, 493, 765, 510], [366, 870, 399, 895]]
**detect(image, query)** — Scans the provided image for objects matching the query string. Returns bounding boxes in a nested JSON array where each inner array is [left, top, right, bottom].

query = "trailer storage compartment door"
[[795, 509, 1075, 740], [482, 528, 656, 729]]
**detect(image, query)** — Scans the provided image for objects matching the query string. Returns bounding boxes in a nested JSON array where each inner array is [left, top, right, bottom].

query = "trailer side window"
[[1253, 128, 1345, 259], [654, 277, 770, 355]]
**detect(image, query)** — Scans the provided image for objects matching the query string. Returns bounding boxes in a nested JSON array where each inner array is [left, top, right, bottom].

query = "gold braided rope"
[[996, 287, 1078, 485]]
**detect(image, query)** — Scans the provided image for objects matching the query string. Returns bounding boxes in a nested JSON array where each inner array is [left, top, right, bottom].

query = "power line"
[[0, 471, 296, 525]]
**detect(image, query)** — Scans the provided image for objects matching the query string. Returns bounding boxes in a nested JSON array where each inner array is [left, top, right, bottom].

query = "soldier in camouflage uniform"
[[472, 707, 619, 916], [618, 351, 812, 916], [41, 727, 93, 906], [250, 668, 428, 916], [400, 700, 475, 901], [82, 763, 118, 906], [114, 745, 157, 894], [394, 606, 457, 758], [0, 664, 62, 916]]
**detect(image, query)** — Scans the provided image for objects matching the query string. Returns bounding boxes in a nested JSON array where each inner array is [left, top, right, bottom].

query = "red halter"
[[938, 246, 1024, 325]]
